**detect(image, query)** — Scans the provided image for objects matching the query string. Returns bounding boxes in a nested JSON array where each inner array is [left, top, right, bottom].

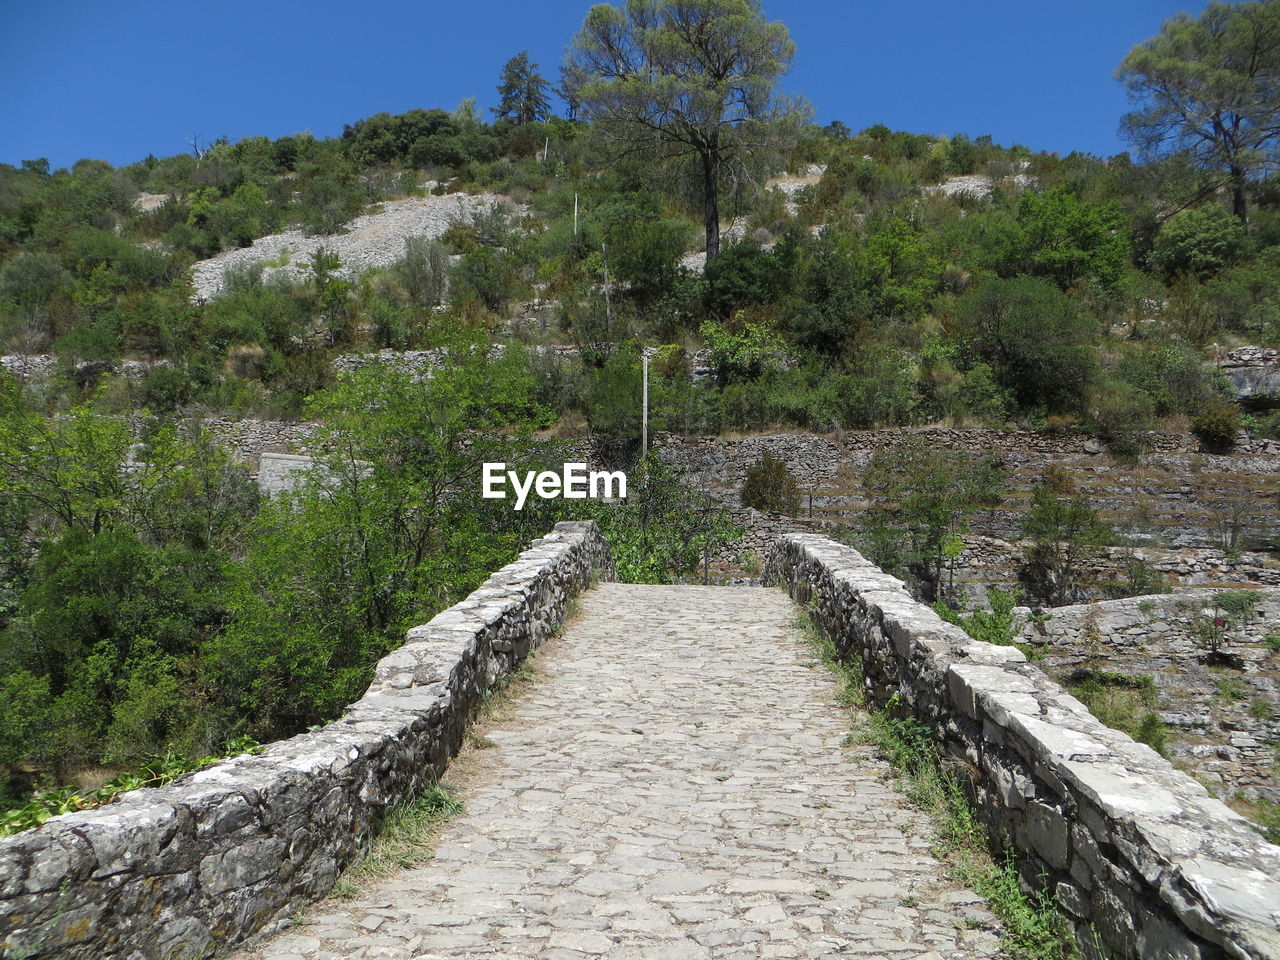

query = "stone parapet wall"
[[0, 522, 614, 960], [765, 533, 1280, 960]]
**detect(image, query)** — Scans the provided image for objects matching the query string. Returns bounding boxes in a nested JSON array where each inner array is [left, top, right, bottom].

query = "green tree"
[[740, 451, 801, 514], [204, 334, 553, 739], [1149, 204, 1248, 280], [1020, 465, 1113, 606], [565, 0, 804, 260], [1117, 0, 1280, 224], [858, 439, 1005, 599], [956, 275, 1099, 413], [1015, 186, 1130, 291], [493, 51, 553, 125]]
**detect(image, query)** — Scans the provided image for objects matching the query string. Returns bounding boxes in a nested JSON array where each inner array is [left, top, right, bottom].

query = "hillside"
[[3, 0, 1280, 865]]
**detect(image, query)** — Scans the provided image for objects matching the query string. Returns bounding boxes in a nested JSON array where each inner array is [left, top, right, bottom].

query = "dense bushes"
[[4, 102, 1273, 436], [740, 452, 801, 514]]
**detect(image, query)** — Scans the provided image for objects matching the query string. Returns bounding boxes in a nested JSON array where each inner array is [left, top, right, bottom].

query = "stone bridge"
[[1, 524, 1277, 960]]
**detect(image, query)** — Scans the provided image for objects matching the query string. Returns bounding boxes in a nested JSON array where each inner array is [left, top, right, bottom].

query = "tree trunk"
[[702, 141, 721, 261], [1230, 166, 1248, 226]]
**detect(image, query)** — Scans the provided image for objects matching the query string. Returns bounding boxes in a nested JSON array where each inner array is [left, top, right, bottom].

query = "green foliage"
[[1015, 186, 1130, 291], [1085, 379, 1155, 459], [740, 452, 801, 514], [1020, 466, 1113, 606], [397, 236, 450, 309], [571, 455, 741, 584], [1113, 343, 1218, 417], [206, 334, 552, 740], [1190, 398, 1242, 452], [700, 306, 787, 379], [957, 275, 1098, 413], [1118, 0, 1280, 222], [1216, 676, 1249, 702], [453, 246, 518, 313], [1255, 798, 1280, 846], [858, 439, 1005, 597], [566, 0, 804, 259], [1062, 669, 1166, 755], [1204, 247, 1280, 337], [492, 51, 553, 125], [934, 587, 1022, 649], [1150, 205, 1248, 280], [0, 738, 262, 837]]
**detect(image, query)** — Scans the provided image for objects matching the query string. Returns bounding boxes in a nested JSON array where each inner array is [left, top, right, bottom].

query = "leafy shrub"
[[0, 738, 261, 837], [740, 452, 801, 514], [1191, 398, 1241, 452], [453, 246, 518, 313], [1016, 185, 1130, 291], [934, 587, 1022, 648], [1150, 205, 1247, 281], [1086, 379, 1154, 459], [1204, 248, 1280, 337], [1113, 343, 1217, 416], [958, 275, 1098, 413], [397, 236, 450, 308]]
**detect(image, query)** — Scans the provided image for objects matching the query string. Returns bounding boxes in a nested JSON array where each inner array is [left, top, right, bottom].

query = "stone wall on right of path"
[[1011, 591, 1280, 806], [765, 533, 1280, 960]]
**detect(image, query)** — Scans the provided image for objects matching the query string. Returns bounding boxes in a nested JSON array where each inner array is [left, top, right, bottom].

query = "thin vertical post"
[[642, 351, 649, 457]]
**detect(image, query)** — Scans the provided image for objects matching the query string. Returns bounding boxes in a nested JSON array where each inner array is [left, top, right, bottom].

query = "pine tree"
[[493, 51, 552, 125]]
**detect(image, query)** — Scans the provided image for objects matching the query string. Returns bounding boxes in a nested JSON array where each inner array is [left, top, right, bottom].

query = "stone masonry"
[[241, 583, 1007, 960], [0, 522, 613, 960], [765, 533, 1280, 960], [1011, 592, 1280, 805]]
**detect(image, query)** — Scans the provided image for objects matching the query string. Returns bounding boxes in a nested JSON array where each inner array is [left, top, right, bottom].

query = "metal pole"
[[601, 243, 612, 332], [642, 351, 649, 457], [573, 194, 578, 236]]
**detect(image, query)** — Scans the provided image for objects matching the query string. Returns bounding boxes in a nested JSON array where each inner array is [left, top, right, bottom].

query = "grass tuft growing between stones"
[[348, 783, 465, 882], [1059, 669, 1167, 757], [794, 606, 1082, 960]]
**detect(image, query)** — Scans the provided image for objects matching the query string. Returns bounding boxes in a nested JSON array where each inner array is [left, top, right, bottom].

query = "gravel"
[[189, 192, 516, 301]]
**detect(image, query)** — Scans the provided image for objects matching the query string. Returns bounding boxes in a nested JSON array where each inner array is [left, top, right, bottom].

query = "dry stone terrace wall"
[[765, 533, 1280, 960], [658, 429, 1280, 583], [0, 522, 614, 960], [1012, 591, 1280, 806]]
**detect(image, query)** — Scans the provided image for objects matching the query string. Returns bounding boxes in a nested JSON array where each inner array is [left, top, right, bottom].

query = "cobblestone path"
[[245, 583, 1006, 960]]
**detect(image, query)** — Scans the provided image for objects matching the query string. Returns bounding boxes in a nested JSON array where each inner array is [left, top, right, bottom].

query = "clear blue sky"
[[1, 0, 1208, 170]]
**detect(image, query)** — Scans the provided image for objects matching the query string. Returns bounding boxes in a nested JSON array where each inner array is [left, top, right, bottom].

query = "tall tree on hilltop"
[[1117, 0, 1280, 225], [493, 51, 553, 125], [564, 0, 805, 260]]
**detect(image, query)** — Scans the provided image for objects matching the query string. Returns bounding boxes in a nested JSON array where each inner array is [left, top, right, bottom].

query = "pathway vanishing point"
[[242, 583, 1008, 960]]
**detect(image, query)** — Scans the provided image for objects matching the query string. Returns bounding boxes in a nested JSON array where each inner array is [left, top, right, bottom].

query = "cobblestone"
[[242, 583, 1006, 960]]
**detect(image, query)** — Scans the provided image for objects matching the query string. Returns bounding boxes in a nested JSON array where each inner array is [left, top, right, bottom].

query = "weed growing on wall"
[[793, 606, 1082, 960]]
